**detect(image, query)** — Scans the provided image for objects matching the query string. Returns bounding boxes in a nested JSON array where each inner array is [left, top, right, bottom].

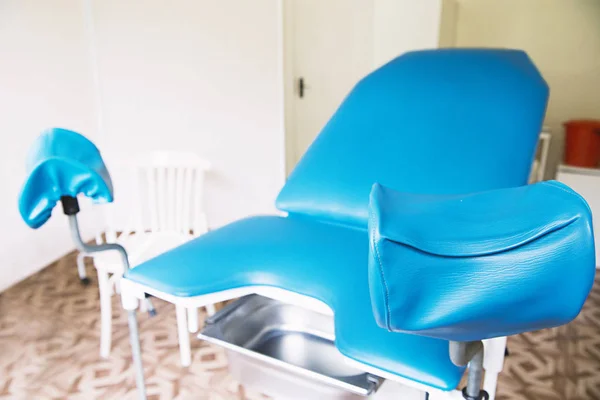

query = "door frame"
[[281, 0, 297, 177]]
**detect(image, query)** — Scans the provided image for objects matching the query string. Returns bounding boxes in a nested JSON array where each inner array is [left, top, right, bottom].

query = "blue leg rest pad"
[[368, 181, 595, 342], [19, 128, 113, 229]]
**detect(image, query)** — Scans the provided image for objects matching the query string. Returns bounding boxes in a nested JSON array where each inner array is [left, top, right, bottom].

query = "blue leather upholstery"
[[19, 128, 113, 229], [277, 49, 549, 228], [368, 181, 596, 342], [122, 49, 554, 390], [125, 215, 465, 389]]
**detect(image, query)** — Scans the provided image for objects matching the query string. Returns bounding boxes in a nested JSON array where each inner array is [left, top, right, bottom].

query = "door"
[[284, 0, 374, 175]]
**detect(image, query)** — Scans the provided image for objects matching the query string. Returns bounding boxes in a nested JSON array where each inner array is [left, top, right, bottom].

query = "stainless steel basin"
[[199, 295, 382, 399]]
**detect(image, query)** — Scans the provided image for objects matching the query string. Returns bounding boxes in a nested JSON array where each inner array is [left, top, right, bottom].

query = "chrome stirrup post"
[[61, 196, 148, 400], [449, 341, 489, 400]]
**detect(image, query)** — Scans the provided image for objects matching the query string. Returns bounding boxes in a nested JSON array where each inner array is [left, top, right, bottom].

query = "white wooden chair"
[[77, 151, 214, 364]]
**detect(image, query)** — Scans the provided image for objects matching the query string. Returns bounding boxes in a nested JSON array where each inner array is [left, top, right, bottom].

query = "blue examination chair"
[[19, 49, 595, 400]]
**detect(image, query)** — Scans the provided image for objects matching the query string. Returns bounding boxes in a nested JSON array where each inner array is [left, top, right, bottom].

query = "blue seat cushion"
[[125, 215, 464, 390]]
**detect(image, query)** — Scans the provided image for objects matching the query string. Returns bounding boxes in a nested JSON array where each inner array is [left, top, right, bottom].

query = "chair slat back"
[[134, 152, 211, 236]]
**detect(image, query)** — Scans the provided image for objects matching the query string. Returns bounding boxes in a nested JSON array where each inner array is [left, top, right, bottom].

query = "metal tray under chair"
[[198, 295, 383, 400]]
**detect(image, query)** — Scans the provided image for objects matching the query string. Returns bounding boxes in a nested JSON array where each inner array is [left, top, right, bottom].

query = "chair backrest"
[[276, 48, 549, 228], [98, 151, 210, 242], [132, 151, 211, 236]]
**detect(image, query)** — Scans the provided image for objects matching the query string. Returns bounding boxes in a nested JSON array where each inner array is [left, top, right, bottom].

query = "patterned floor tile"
[[1, 251, 599, 399]]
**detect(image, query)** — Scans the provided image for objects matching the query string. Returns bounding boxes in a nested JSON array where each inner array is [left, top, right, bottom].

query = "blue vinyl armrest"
[[368, 181, 595, 342], [18, 128, 113, 229]]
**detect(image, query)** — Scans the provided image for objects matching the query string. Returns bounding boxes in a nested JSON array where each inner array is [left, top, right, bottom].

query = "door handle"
[[298, 77, 305, 98]]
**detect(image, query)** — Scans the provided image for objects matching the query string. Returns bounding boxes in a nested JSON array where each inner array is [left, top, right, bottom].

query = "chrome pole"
[[449, 341, 488, 400], [66, 205, 149, 400]]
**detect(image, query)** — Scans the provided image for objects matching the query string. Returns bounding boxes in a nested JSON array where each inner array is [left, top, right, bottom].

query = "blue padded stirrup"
[[368, 181, 596, 342], [18, 127, 113, 229], [18, 128, 148, 400]]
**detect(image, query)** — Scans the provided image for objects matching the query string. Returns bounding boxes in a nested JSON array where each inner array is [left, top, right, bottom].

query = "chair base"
[[80, 277, 91, 286], [461, 388, 489, 400]]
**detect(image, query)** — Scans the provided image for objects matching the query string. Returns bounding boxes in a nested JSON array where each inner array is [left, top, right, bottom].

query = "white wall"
[[2, 0, 447, 291], [438, 0, 458, 48], [282, 0, 444, 174], [372, 0, 443, 67], [91, 0, 286, 229], [0, 0, 101, 292], [0, 0, 285, 291], [452, 0, 600, 178]]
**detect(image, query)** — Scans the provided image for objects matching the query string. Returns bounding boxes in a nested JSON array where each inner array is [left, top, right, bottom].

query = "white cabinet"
[[557, 164, 600, 266]]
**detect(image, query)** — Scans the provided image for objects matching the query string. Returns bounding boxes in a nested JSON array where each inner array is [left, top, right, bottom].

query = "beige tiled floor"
[[1, 252, 599, 399], [0, 252, 267, 400]]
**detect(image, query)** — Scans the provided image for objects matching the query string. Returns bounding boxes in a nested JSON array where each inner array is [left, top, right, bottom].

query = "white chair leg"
[[426, 389, 457, 400], [187, 307, 199, 333], [112, 274, 122, 294], [139, 297, 148, 313], [76, 252, 89, 283], [205, 303, 216, 317], [97, 269, 112, 359], [483, 336, 507, 400], [176, 304, 192, 367], [483, 373, 498, 400]]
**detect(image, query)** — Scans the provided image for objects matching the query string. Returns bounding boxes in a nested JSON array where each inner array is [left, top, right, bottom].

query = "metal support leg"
[[68, 214, 131, 268], [128, 310, 147, 400], [67, 213, 156, 316], [449, 341, 489, 400], [465, 347, 485, 399], [65, 202, 148, 400]]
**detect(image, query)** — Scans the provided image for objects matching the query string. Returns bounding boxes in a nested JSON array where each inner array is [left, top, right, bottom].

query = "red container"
[[564, 120, 600, 168]]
